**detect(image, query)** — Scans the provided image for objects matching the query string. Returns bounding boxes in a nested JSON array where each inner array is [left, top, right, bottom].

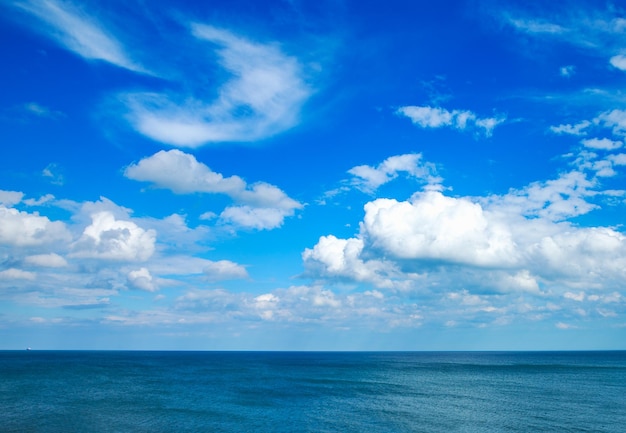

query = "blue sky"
[[1, 0, 626, 350]]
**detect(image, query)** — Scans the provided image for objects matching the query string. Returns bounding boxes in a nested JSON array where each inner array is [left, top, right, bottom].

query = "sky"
[[1, 0, 626, 350]]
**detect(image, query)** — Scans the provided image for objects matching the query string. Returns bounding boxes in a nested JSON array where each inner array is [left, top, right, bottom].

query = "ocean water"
[[1, 351, 625, 432]]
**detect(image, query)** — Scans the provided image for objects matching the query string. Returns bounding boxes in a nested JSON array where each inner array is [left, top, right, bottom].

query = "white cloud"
[[125, 150, 245, 195], [608, 153, 626, 165], [581, 137, 623, 150], [556, 322, 577, 330], [71, 211, 156, 261], [219, 205, 295, 230], [127, 267, 157, 292], [12, 0, 145, 73], [0, 190, 24, 206], [42, 164, 64, 185], [0, 206, 71, 246], [125, 25, 311, 146], [503, 9, 626, 52], [20, 102, 64, 119], [564, 291, 585, 302], [483, 171, 598, 221], [507, 18, 566, 35], [0, 268, 36, 280], [302, 149, 626, 300], [362, 192, 518, 267], [125, 150, 302, 230], [203, 260, 248, 281], [347, 153, 441, 192], [302, 235, 415, 289], [596, 109, 626, 136], [397, 105, 505, 136], [24, 253, 68, 268], [560, 65, 575, 77], [23, 194, 55, 207], [610, 54, 626, 70], [550, 121, 591, 136]]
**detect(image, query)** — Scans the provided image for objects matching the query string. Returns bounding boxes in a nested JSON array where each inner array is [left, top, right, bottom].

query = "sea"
[[1, 351, 625, 432]]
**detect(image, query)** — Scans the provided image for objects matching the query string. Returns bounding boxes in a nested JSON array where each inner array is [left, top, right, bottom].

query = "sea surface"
[[1, 351, 625, 432]]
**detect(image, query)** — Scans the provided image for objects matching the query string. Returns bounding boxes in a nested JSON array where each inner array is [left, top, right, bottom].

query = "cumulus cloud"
[[596, 109, 626, 136], [0, 190, 24, 206], [302, 235, 416, 289], [550, 121, 591, 136], [124, 25, 310, 146], [127, 267, 157, 292], [610, 54, 626, 70], [203, 260, 248, 281], [362, 192, 518, 267], [10, 0, 145, 73], [172, 285, 400, 325], [303, 149, 626, 300], [347, 153, 441, 192], [581, 137, 623, 150], [0, 268, 36, 280], [125, 150, 303, 230], [397, 105, 505, 136], [24, 253, 68, 268], [71, 211, 156, 261], [125, 150, 245, 195], [0, 206, 71, 246]]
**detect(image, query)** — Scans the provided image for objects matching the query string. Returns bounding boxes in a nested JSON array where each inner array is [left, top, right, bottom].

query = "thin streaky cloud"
[[124, 24, 312, 147], [11, 0, 148, 74]]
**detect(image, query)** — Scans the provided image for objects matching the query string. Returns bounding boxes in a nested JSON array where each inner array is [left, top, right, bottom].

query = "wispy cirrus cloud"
[[6, 2, 314, 147], [9, 0, 147, 73], [124, 24, 311, 147], [501, 5, 626, 70]]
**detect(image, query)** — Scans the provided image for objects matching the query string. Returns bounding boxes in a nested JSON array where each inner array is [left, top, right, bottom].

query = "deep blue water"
[[1, 351, 625, 432]]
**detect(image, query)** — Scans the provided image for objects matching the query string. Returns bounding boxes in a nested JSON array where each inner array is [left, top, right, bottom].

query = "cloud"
[[559, 65, 575, 77], [361, 192, 518, 268], [610, 54, 626, 70], [124, 25, 311, 146], [397, 105, 505, 136], [506, 18, 566, 35], [581, 137, 623, 150], [218, 206, 293, 230], [21, 102, 64, 119], [0, 268, 36, 280], [42, 164, 65, 186], [203, 260, 248, 281], [302, 149, 626, 305], [302, 235, 416, 289], [550, 121, 591, 136], [502, 6, 626, 72], [503, 7, 626, 48], [125, 150, 303, 230], [483, 170, 599, 221], [11, 0, 145, 73], [596, 109, 626, 136], [24, 253, 68, 268], [0, 190, 24, 206], [71, 211, 156, 261], [0, 205, 71, 246], [347, 153, 441, 192], [127, 267, 157, 292], [125, 150, 245, 195]]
